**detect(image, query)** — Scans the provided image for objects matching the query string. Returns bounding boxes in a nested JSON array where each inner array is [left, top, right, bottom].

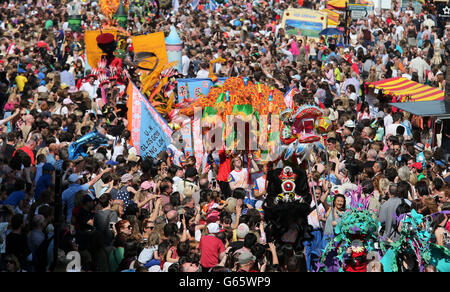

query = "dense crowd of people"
[[0, 0, 449, 272]]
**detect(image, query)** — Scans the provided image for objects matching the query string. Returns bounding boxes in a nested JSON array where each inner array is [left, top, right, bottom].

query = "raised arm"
[[231, 200, 243, 230], [88, 168, 112, 188], [149, 197, 162, 222], [268, 242, 279, 266], [0, 109, 20, 125]]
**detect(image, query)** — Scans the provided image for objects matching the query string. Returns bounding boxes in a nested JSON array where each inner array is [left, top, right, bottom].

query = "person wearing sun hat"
[[414, 142, 426, 167], [135, 180, 156, 210], [342, 119, 355, 139], [237, 252, 259, 272], [59, 96, 75, 116], [115, 173, 136, 207], [62, 168, 111, 224]]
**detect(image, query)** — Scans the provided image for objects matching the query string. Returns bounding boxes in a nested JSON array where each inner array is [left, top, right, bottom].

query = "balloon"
[[68, 131, 109, 161]]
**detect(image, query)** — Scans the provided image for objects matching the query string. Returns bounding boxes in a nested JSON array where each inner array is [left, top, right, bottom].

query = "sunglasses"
[[4, 260, 14, 264], [125, 225, 132, 230], [145, 226, 154, 230]]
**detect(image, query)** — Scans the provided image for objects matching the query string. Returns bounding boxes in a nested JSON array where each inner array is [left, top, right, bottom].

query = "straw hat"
[[127, 153, 141, 163]]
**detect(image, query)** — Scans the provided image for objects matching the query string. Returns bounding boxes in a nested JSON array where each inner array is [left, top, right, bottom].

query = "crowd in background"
[[0, 0, 449, 272]]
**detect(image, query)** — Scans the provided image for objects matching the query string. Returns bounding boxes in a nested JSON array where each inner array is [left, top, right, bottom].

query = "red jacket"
[[217, 149, 231, 182]]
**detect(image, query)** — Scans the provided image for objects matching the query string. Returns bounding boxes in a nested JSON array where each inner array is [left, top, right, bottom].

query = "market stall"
[[367, 77, 445, 103], [389, 100, 450, 153]]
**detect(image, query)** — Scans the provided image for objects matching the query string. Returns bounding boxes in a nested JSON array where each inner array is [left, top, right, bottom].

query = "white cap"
[[344, 120, 355, 128], [207, 223, 221, 234], [63, 98, 73, 105]]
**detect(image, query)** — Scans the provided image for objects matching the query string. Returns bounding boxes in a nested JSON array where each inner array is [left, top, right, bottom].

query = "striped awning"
[[320, 9, 340, 27], [367, 77, 444, 102]]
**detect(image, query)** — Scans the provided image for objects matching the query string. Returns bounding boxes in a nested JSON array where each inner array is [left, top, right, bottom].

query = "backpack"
[[392, 198, 412, 236], [395, 198, 411, 218], [34, 233, 54, 272]]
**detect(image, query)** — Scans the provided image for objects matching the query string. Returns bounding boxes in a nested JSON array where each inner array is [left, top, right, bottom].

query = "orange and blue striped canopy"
[[368, 77, 444, 102]]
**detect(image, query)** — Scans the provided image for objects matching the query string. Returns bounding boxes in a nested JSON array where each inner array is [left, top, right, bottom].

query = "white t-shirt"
[[195, 229, 202, 242], [349, 32, 358, 45], [112, 145, 124, 161], [37, 85, 49, 93], [196, 69, 209, 79], [79, 82, 98, 99], [349, 92, 358, 102], [61, 106, 69, 116], [172, 176, 183, 192], [395, 26, 404, 40], [138, 246, 158, 264], [385, 123, 405, 138], [384, 114, 393, 128], [254, 176, 267, 196], [181, 55, 190, 76], [402, 73, 412, 80], [308, 200, 325, 229], [228, 168, 249, 189]]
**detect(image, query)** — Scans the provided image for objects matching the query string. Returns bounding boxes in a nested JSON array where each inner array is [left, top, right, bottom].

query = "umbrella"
[[319, 28, 343, 36]]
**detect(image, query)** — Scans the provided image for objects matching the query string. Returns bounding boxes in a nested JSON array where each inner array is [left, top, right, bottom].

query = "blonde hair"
[[111, 201, 123, 217], [409, 175, 418, 186], [403, 111, 411, 120], [147, 230, 161, 247], [378, 178, 390, 194]]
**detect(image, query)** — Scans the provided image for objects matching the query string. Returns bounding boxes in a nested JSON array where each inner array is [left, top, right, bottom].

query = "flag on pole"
[[192, 109, 204, 170], [127, 80, 173, 158], [190, 0, 200, 9], [172, 0, 180, 12], [209, 0, 218, 11], [283, 88, 298, 108]]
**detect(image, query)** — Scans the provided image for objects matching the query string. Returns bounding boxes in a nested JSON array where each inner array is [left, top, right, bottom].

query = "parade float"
[[319, 185, 384, 272]]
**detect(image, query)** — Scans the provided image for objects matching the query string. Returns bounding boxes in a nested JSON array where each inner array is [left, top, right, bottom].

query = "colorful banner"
[[176, 78, 227, 103], [177, 115, 203, 169], [348, 0, 374, 10], [284, 88, 299, 108], [131, 32, 168, 74], [180, 119, 193, 158], [192, 109, 204, 170], [127, 80, 173, 158], [85, 29, 118, 68], [281, 8, 328, 39], [327, 0, 374, 9]]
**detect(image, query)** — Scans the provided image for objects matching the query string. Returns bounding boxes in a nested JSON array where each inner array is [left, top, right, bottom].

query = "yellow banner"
[[131, 32, 168, 74], [84, 29, 118, 68]]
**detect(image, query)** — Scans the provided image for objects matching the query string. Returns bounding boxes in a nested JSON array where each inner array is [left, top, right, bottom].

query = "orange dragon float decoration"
[[174, 77, 286, 119]]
